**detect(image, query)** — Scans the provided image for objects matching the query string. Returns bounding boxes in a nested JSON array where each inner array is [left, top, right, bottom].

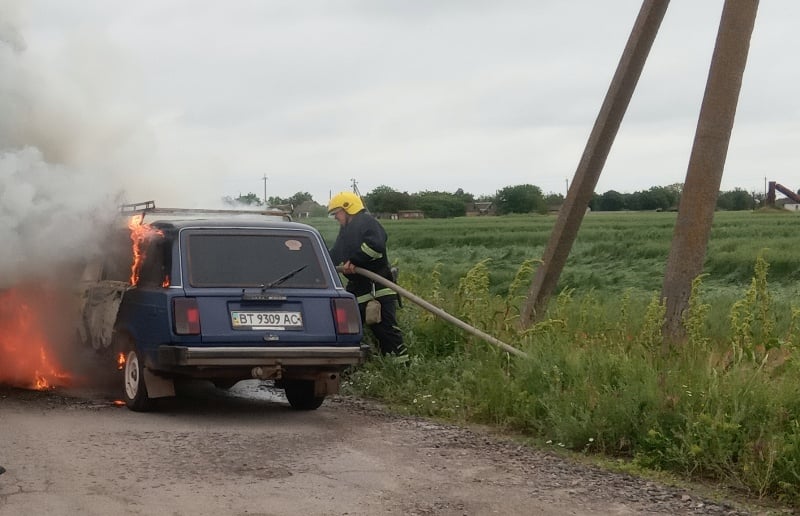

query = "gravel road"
[[0, 381, 782, 515]]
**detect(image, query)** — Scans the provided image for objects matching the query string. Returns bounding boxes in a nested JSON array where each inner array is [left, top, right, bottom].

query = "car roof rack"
[[119, 200, 292, 221]]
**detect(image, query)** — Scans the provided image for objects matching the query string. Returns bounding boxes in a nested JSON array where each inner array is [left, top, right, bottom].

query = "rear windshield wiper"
[[263, 265, 307, 290]]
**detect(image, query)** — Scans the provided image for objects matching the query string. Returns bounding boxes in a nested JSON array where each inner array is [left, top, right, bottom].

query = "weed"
[[308, 211, 800, 506], [684, 274, 710, 350]]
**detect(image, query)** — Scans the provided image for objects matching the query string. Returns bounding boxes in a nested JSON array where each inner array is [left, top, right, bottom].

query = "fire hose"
[[337, 265, 528, 359]]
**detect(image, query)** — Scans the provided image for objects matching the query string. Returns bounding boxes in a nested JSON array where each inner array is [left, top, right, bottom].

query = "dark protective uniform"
[[328, 210, 407, 358]]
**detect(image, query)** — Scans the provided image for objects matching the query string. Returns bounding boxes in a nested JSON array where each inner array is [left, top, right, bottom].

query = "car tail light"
[[332, 298, 360, 335], [173, 298, 201, 335]]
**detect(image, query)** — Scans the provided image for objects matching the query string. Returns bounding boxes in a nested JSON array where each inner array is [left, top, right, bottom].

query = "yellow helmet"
[[327, 191, 364, 215]]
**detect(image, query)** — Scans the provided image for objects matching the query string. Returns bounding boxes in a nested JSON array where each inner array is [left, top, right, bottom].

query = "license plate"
[[231, 311, 303, 330]]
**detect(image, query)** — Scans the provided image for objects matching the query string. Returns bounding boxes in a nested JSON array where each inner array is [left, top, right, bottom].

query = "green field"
[[316, 210, 800, 291], [310, 210, 800, 506]]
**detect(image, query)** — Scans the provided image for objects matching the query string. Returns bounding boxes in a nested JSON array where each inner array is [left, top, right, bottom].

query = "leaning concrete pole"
[[520, 0, 669, 327], [661, 0, 759, 346]]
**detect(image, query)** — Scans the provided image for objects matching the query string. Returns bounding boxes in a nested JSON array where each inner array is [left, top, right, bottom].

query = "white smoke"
[[0, 2, 152, 285], [0, 0, 23, 53]]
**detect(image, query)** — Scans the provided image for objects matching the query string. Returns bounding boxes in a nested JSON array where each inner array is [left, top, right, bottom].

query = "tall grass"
[[312, 210, 800, 505]]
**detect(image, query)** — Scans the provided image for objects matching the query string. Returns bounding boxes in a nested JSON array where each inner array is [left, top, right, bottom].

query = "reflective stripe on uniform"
[[360, 242, 383, 259], [357, 287, 395, 303]]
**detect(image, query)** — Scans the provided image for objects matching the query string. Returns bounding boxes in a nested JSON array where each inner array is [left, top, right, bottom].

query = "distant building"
[[465, 201, 495, 216], [397, 210, 424, 219], [293, 200, 324, 218]]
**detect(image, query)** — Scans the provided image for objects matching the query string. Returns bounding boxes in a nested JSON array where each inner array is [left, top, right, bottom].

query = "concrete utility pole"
[[661, 0, 759, 346], [520, 0, 670, 327], [262, 174, 268, 206], [350, 178, 363, 198]]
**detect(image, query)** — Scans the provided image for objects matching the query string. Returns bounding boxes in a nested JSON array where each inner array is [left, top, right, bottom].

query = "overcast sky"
[[3, 0, 800, 211]]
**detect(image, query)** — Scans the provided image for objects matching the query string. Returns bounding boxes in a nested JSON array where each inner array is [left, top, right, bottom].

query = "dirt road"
[[0, 381, 761, 515]]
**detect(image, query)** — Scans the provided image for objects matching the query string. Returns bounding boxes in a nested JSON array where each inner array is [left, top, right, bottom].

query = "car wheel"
[[123, 349, 155, 412], [283, 379, 325, 410]]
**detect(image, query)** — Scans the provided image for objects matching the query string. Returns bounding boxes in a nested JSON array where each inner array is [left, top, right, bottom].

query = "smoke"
[[0, 2, 153, 286], [0, 1, 23, 53]]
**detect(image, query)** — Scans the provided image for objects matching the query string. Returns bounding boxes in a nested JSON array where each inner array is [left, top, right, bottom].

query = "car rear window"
[[186, 233, 329, 288]]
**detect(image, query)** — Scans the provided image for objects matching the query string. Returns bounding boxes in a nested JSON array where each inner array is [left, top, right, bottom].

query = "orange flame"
[[128, 214, 163, 286], [0, 287, 72, 390], [117, 352, 126, 370]]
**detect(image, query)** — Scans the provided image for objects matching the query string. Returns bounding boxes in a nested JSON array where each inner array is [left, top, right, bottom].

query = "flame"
[[117, 352, 126, 370], [35, 377, 50, 390], [127, 214, 163, 286], [112, 400, 126, 407], [0, 287, 72, 390]]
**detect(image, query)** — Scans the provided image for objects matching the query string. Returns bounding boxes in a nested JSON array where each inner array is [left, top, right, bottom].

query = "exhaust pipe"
[[251, 366, 281, 380]]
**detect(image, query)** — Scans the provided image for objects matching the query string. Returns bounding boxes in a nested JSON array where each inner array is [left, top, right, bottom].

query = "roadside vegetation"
[[311, 210, 800, 507]]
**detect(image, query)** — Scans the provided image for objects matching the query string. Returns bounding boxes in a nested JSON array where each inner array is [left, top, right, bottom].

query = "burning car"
[[77, 201, 366, 411]]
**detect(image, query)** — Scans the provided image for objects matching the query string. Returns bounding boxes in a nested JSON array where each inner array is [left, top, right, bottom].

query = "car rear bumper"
[[158, 345, 367, 367]]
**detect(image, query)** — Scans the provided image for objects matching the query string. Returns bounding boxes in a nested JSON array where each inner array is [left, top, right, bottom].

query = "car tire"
[[123, 348, 155, 412], [283, 379, 325, 410]]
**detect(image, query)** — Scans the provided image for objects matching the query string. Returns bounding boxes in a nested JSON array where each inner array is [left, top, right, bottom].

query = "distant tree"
[[639, 186, 673, 211], [653, 185, 680, 209], [288, 192, 314, 207], [596, 190, 625, 211], [544, 192, 565, 207], [364, 185, 412, 214], [223, 192, 263, 206], [666, 183, 684, 195], [626, 191, 643, 211], [607, 186, 679, 211], [589, 192, 602, 211], [411, 191, 466, 218], [717, 188, 755, 211], [495, 184, 546, 214], [267, 195, 287, 207], [453, 188, 475, 204], [309, 204, 329, 217]]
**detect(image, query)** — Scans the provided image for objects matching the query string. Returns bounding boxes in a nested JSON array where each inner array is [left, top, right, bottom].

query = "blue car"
[[85, 203, 365, 411]]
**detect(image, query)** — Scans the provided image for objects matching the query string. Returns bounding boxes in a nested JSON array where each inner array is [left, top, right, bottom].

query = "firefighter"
[[327, 191, 408, 361]]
